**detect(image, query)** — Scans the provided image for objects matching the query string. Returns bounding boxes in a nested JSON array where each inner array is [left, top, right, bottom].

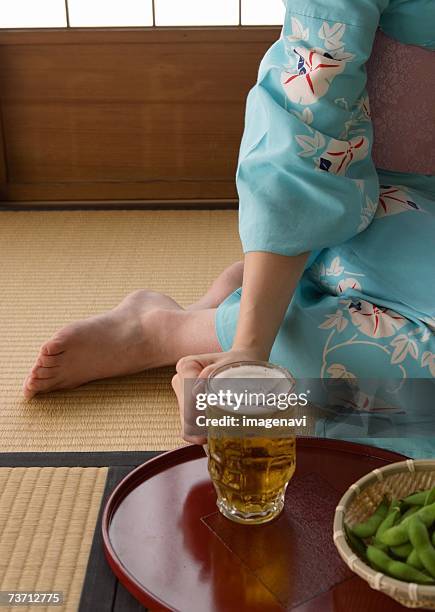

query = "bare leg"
[[23, 261, 243, 399], [188, 261, 243, 310]]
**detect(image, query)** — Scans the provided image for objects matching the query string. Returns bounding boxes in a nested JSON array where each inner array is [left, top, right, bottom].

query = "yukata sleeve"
[[237, 0, 390, 256]]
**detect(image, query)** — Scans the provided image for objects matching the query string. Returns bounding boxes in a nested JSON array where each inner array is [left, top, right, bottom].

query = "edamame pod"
[[374, 507, 400, 551], [381, 502, 435, 546], [344, 524, 366, 560], [408, 516, 435, 578], [407, 549, 424, 570], [403, 490, 427, 506], [417, 502, 435, 526], [399, 506, 420, 522], [390, 542, 413, 558], [366, 546, 435, 584], [352, 497, 389, 539]]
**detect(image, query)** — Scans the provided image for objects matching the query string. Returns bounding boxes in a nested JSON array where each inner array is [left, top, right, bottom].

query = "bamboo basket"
[[333, 459, 435, 609]]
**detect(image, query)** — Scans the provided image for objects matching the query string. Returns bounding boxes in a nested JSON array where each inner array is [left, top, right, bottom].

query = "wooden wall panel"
[[0, 106, 6, 194], [0, 27, 279, 206], [3, 102, 242, 182]]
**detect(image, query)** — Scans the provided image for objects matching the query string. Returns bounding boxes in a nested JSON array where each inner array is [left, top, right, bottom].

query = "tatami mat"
[[0, 466, 107, 612], [0, 211, 241, 451]]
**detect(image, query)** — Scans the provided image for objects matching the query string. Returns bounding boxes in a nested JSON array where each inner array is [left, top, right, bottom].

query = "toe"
[[23, 349, 61, 400], [26, 375, 61, 396], [35, 353, 62, 368], [31, 365, 58, 379], [23, 376, 35, 400], [40, 337, 66, 356]]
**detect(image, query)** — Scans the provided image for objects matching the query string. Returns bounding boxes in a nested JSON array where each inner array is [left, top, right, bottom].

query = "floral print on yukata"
[[309, 248, 435, 384], [282, 17, 371, 181]]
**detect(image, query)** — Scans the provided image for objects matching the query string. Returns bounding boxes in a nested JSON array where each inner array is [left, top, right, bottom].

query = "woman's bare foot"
[[23, 290, 184, 399], [23, 260, 242, 399]]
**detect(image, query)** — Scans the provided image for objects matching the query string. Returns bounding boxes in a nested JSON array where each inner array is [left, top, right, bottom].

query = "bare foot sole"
[[23, 290, 182, 399]]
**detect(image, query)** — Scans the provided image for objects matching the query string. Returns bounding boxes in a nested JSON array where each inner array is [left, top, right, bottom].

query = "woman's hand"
[[172, 251, 309, 444], [172, 348, 265, 444]]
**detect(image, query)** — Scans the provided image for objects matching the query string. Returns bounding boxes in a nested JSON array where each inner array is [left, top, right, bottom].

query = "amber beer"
[[205, 362, 296, 524]]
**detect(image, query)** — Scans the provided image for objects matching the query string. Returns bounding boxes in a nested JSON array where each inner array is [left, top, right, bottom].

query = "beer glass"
[[205, 361, 296, 525]]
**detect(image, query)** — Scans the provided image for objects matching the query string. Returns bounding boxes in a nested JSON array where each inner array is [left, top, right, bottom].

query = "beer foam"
[[214, 364, 288, 380], [208, 363, 294, 415]]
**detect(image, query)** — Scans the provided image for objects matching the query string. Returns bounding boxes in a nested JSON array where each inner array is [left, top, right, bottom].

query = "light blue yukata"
[[215, 0, 435, 458]]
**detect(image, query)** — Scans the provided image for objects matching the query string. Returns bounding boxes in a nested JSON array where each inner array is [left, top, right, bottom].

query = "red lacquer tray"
[[102, 438, 407, 612]]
